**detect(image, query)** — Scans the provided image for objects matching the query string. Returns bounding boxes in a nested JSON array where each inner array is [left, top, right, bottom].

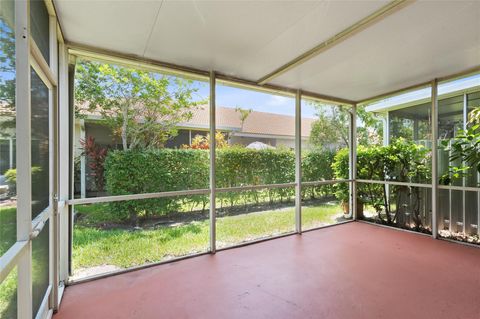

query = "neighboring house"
[[74, 105, 315, 152], [74, 105, 316, 197]]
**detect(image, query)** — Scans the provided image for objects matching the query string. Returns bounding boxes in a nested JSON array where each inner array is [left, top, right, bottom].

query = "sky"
[[193, 81, 318, 118]]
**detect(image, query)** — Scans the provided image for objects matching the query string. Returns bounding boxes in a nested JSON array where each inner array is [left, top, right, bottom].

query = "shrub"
[[301, 149, 336, 199], [216, 147, 296, 208], [332, 139, 430, 228], [104, 149, 209, 224], [81, 136, 108, 192], [4, 167, 42, 196], [104, 147, 338, 224]]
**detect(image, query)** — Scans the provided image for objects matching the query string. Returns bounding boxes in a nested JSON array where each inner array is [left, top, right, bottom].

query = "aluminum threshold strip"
[[356, 179, 432, 189], [439, 237, 480, 250], [66, 251, 212, 285], [256, 0, 413, 85], [67, 220, 354, 285], [356, 220, 431, 237], [360, 220, 480, 250], [66, 43, 355, 106]]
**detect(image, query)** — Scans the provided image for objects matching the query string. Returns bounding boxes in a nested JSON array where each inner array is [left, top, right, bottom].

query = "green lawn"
[[0, 206, 16, 257], [72, 202, 344, 274], [0, 205, 17, 319], [0, 269, 17, 319]]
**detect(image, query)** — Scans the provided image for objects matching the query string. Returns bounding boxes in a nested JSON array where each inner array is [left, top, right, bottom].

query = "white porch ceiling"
[[54, 0, 480, 102]]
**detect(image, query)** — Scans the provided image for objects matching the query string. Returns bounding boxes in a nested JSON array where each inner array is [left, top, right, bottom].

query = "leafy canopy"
[[308, 101, 383, 149], [75, 59, 205, 150]]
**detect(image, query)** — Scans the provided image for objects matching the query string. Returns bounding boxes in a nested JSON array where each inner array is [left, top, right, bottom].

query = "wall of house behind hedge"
[[104, 148, 336, 222]]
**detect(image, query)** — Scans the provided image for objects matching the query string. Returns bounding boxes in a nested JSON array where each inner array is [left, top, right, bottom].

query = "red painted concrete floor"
[[55, 222, 480, 319]]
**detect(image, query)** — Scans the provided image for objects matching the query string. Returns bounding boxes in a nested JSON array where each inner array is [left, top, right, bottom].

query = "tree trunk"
[[122, 106, 128, 150]]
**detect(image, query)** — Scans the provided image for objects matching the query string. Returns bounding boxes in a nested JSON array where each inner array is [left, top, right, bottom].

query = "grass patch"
[[0, 206, 16, 256], [0, 268, 17, 319], [72, 202, 343, 273]]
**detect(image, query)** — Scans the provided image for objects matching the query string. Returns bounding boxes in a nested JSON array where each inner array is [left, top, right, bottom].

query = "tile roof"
[[78, 103, 315, 138], [180, 106, 314, 138]]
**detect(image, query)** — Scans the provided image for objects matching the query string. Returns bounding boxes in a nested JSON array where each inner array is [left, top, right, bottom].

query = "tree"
[[309, 104, 349, 148], [235, 106, 252, 130], [356, 105, 384, 146], [309, 101, 383, 149], [75, 59, 205, 150], [0, 11, 16, 137], [441, 106, 480, 184]]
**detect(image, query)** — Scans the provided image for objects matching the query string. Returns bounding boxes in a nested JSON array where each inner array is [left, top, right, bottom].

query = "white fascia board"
[[366, 75, 480, 113]]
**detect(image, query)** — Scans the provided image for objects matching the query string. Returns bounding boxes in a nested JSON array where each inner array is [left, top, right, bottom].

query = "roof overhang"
[[366, 75, 480, 113], [53, 0, 480, 104]]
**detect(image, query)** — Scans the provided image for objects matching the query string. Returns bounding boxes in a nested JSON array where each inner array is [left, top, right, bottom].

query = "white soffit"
[[270, 1, 480, 102], [54, 0, 163, 57], [54, 0, 386, 77], [54, 1, 480, 102], [142, 0, 388, 79]]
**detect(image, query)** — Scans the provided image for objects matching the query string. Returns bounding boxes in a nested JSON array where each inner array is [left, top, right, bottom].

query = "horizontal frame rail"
[[66, 182, 333, 206], [301, 179, 352, 187], [357, 179, 432, 189], [0, 241, 28, 283], [66, 188, 211, 205], [216, 182, 296, 193], [438, 184, 480, 192]]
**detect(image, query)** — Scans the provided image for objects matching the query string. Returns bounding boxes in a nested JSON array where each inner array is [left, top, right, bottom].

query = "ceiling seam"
[[229, 1, 325, 72], [142, 0, 164, 58], [257, 0, 414, 85]]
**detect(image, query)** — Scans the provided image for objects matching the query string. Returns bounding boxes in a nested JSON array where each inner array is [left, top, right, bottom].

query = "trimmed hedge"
[[104, 147, 335, 223], [104, 149, 209, 223]]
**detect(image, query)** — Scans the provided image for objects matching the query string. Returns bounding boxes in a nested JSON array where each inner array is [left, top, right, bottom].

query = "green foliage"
[[216, 147, 296, 207], [309, 103, 349, 148], [302, 149, 336, 199], [356, 105, 384, 146], [104, 149, 209, 224], [235, 107, 252, 130], [333, 139, 430, 227], [75, 59, 205, 150], [0, 5, 16, 139], [4, 167, 42, 195], [308, 102, 383, 149], [104, 148, 337, 224], [440, 108, 480, 184]]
